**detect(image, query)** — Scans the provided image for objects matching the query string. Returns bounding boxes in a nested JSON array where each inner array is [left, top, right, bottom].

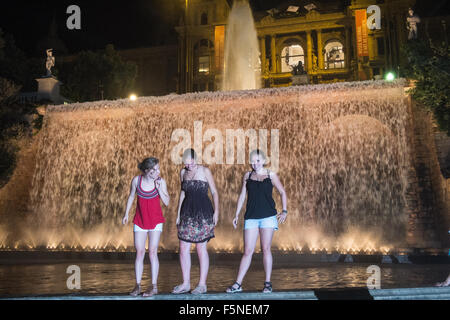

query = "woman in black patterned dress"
[[172, 149, 219, 295]]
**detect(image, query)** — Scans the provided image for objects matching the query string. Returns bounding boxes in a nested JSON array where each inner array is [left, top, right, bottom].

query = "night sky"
[[0, 0, 448, 58]]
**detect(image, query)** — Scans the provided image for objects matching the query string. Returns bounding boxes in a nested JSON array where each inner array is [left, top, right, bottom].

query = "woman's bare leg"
[[235, 228, 259, 285], [196, 241, 209, 287], [175, 240, 191, 291], [260, 228, 275, 283], [436, 274, 450, 287], [148, 231, 161, 286], [134, 231, 148, 285]]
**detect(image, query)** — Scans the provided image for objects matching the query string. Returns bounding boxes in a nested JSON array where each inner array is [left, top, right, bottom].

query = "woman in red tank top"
[[122, 157, 170, 297]]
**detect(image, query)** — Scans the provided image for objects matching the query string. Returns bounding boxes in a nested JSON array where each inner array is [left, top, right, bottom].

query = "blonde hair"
[[249, 149, 266, 162]]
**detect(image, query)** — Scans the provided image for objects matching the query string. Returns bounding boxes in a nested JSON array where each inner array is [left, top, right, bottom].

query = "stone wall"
[[407, 98, 450, 248], [0, 135, 38, 243]]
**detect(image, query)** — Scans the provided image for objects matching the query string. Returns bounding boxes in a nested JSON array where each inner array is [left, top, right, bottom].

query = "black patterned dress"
[[177, 179, 215, 243]]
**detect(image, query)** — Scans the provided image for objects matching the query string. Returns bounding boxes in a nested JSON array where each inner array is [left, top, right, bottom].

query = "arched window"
[[194, 39, 213, 74], [324, 40, 345, 69], [198, 56, 210, 73], [201, 12, 208, 25], [281, 43, 305, 73]]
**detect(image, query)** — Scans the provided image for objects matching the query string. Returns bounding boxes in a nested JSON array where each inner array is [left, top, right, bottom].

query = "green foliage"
[[0, 33, 43, 92], [59, 44, 137, 102], [0, 77, 41, 186], [402, 39, 450, 135]]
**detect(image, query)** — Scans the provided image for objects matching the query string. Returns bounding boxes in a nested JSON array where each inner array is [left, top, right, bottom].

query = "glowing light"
[[385, 72, 395, 81], [129, 94, 137, 101], [380, 246, 391, 254]]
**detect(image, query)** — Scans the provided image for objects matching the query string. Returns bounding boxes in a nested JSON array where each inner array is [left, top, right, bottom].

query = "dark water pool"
[[0, 258, 449, 297]]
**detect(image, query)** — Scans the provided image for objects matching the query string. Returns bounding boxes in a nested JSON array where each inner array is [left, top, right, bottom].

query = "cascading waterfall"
[[0, 80, 412, 253]]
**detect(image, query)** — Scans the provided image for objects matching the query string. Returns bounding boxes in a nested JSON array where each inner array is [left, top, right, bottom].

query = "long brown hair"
[[138, 157, 159, 173]]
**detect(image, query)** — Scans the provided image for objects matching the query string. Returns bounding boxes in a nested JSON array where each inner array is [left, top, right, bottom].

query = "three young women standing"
[[122, 148, 286, 295]]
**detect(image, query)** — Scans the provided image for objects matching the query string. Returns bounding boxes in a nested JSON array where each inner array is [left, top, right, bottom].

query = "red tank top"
[[133, 175, 165, 229]]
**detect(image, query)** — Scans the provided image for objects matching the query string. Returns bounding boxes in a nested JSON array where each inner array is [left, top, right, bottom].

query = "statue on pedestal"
[[35, 48, 64, 104], [312, 53, 318, 72], [407, 8, 421, 40], [292, 60, 305, 75], [45, 49, 55, 77]]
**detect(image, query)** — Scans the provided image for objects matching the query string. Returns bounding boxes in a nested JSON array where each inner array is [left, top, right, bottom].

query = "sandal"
[[226, 282, 242, 293], [142, 285, 158, 297], [172, 283, 191, 294], [191, 284, 207, 295], [129, 283, 141, 296], [262, 281, 272, 293]]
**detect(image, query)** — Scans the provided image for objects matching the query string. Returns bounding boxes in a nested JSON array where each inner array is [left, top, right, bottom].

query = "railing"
[[264, 68, 352, 87], [18, 92, 39, 104]]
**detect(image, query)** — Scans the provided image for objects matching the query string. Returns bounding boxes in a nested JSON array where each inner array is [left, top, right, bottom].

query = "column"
[[260, 36, 266, 74], [271, 35, 276, 73], [178, 34, 184, 93], [187, 37, 194, 92], [306, 31, 312, 73], [351, 15, 359, 80], [345, 27, 351, 69], [317, 29, 324, 70], [185, 36, 190, 92]]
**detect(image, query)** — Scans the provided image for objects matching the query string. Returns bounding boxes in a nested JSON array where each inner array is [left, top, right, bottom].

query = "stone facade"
[[176, 0, 415, 93], [407, 98, 450, 248], [118, 46, 178, 97]]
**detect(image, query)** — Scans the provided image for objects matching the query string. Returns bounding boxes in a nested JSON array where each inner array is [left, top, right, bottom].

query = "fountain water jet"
[[222, 0, 261, 91]]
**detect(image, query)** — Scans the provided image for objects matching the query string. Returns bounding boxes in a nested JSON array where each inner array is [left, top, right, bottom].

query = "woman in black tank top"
[[244, 169, 277, 220], [226, 149, 288, 294]]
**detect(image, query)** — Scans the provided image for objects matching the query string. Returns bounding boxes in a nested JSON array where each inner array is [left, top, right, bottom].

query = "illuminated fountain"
[[0, 80, 417, 254], [222, 0, 261, 91]]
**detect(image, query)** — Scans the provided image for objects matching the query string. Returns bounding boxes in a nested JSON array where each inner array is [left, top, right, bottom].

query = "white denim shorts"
[[244, 216, 278, 230], [133, 223, 163, 232]]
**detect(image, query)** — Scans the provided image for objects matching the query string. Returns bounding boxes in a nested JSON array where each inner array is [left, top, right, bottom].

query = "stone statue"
[[45, 49, 55, 77], [406, 8, 421, 40], [312, 53, 318, 72], [292, 60, 305, 75]]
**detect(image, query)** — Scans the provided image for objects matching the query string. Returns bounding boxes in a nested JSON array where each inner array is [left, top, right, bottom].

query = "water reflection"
[[0, 262, 448, 297]]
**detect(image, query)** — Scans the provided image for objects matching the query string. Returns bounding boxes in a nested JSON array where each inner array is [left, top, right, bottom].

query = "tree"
[[402, 39, 450, 135], [59, 44, 137, 102], [0, 28, 5, 59], [0, 77, 41, 186], [0, 32, 42, 92]]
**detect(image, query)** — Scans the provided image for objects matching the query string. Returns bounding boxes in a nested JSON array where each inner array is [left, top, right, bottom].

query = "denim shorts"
[[134, 223, 163, 232], [244, 215, 278, 230]]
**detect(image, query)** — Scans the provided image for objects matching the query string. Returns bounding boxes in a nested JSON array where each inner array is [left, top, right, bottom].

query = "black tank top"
[[244, 170, 277, 220]]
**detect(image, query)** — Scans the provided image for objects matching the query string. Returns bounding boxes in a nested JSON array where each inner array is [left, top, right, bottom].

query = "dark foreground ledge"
[[2, 287, 450, 300], [0, 250, 449, 265]]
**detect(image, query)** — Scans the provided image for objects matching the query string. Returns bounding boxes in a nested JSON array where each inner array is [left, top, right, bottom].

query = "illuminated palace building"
[[114, 0, 446, 96], [174, 0, 416, 93]]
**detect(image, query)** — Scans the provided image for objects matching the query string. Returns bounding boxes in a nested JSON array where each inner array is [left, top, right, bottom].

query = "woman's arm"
[[204, 167, 219, 226], [232, 172, 249, 229], [156, 177, 170, 206], [122, 176, 138, 224], [270, 171, 288, 223], [176, 169, 186, 225]]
